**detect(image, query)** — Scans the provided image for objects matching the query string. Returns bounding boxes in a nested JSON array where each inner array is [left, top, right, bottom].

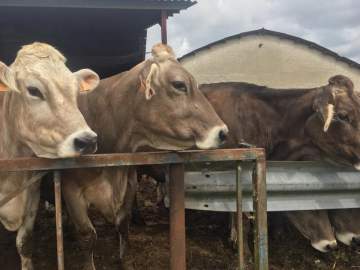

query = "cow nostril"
[[326, 243, 338, 251], [352, 236, 360, 246], [218, 129, 228, 143], [74, 134, 97, 154]]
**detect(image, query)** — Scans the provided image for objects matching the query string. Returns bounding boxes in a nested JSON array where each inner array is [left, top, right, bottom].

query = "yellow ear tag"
[[0, 81, 8, 92]]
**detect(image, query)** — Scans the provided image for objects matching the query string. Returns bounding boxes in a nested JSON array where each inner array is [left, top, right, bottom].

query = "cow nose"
[[352, 236, 360, 246], [325, 242, 338, 251], [218, 128, 228, 144], [74, 133, 97, 154]]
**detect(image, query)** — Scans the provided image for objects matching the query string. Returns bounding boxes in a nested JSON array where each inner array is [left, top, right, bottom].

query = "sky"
[[146, 0, 360, 62]]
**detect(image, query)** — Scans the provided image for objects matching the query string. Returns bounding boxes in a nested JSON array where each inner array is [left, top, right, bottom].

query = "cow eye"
[[27, 86, 44, 100], [172, 81, 187, 92], [336, 113, 350, 123]]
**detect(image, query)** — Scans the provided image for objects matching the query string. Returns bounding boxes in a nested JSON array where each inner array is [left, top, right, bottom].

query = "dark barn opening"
[[0, 0, 195, 78]]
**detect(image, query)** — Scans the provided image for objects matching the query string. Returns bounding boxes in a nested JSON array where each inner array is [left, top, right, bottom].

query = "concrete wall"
[[180, 35, 360, 89]]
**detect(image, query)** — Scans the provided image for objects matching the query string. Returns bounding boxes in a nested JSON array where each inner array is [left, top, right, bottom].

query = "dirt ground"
[[1, 177, 360, 270]]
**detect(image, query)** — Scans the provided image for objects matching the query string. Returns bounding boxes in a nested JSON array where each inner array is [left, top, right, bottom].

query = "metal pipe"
[[169, 163, 186, 270], [161, 10, 167, 44], [236, 163, 245, 270], [0, 149, 266, 172], [253, 156, 268, 270], [54, 171, 65, 270]]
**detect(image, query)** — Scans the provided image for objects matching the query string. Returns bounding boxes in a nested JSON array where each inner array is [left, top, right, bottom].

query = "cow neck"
[[272, 87, 321, 138], [84, 64, 146, 153], [264, 87, 323, 159], [0, 92, 33, 159]]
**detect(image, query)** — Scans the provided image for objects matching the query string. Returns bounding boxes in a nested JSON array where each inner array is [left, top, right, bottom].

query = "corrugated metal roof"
[[179, 28, 360, 70]]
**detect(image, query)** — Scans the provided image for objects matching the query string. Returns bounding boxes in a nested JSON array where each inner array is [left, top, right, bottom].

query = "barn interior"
[[0, 0, 195, 78]]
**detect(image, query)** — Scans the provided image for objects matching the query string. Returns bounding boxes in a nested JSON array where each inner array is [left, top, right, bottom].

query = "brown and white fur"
[[0, 42, 99, 270]]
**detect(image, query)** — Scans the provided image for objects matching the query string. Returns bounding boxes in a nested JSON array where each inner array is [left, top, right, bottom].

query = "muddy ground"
[[1, 177, 360, 270]]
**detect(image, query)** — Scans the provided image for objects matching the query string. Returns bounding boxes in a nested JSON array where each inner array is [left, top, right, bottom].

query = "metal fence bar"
[[54, 171, 65, 270], [236, 163, 245, 270], [0, 149, 265, 172], [253, 157, 268, 270], [169, 163, 186, 270]]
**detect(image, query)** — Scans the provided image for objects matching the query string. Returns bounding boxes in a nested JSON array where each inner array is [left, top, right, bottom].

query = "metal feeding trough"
[[164, 161, 360, 212]]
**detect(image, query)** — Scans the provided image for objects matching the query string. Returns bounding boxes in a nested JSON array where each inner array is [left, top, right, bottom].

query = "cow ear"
[[0, 62, 18, 92], [139, 62, 159, 100], [74, 69, 100, 92], [313, 88, 335, 132]]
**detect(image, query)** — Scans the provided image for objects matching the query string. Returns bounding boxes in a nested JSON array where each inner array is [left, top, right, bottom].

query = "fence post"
[[161, 10, 167, 44], [169, 163, 186, 270], [236, 162, 245, 270], [253, 156, 268, 270], [54, 171, 65, 270]]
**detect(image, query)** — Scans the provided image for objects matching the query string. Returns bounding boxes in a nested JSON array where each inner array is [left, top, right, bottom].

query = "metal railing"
[[180, 161, 360, 212], [0, 148, 268, 270]]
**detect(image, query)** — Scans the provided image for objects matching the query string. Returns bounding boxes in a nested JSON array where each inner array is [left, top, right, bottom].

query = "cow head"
[[306, 75, 360, 169], [0, 42, 99, 158], [133, 43, 228, 150]]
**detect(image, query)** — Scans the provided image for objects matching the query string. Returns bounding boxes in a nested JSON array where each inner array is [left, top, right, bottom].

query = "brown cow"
[[0, 43, 99, 270], [61, 44, 228, 269], [140, 75, 360, 254], [200, 75, 360, 252]]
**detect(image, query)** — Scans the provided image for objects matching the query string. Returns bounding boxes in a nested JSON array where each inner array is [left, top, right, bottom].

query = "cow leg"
[[285, 210, 337, 252], [16, 185, 40, 270], [63, 184, 96, 270], [115, 169, 137, 270], [329, 208, 360, 246]]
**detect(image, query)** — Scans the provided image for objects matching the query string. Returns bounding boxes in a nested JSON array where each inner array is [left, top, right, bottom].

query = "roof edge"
[[0, 0, 196, 10], [179, 28, 360, 70]]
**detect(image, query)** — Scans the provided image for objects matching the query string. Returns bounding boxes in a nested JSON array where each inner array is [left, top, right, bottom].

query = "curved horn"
[[323, 104, 334, 132]]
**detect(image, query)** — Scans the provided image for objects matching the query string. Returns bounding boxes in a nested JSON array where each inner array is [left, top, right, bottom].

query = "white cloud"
[[146, 0, 360, 62]]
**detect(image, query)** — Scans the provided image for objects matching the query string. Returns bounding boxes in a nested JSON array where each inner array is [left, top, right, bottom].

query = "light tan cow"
[[61, 43, 228, 269], [0, 42, 99, 270]]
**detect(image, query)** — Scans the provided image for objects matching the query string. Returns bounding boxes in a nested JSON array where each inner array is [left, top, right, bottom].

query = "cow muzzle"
[[336, 231, 360, 246], [195, 125, 229, 149], [311, 239, 338, 252], [354, 163, 360, 171], [58, 129, 98, 157]]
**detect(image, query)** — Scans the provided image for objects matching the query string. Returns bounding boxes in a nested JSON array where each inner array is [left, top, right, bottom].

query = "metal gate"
[[0, 148, 268, 270]]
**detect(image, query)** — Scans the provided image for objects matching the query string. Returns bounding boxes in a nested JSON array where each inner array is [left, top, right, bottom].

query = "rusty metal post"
[[161, 10, 167, 44], [169, 163, 186, 270], [236, 163, 245, 270], [54, 171, 65, 270], [253, 156, 268, 270]]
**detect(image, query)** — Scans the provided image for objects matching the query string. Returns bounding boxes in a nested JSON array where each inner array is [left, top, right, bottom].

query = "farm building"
[[180, 28, 360, 88]]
